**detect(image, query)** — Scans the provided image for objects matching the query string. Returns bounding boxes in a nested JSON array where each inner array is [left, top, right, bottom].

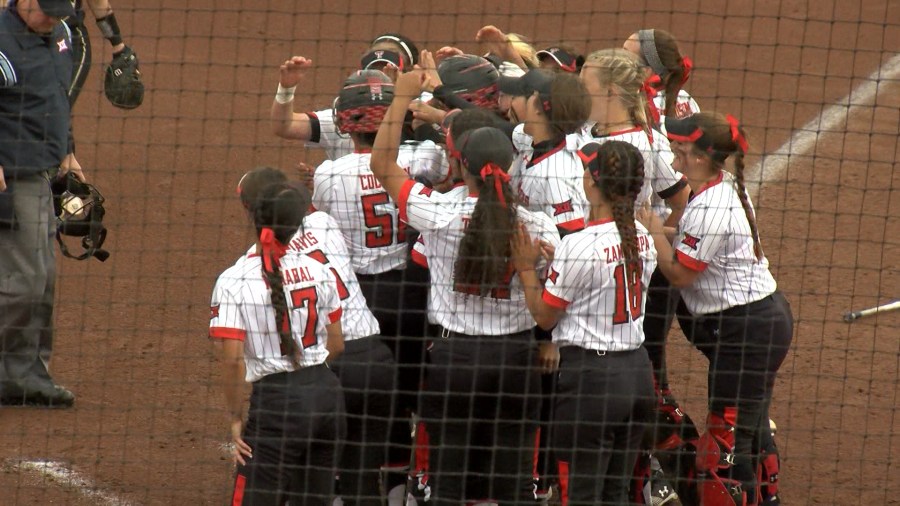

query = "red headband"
[[479, 163, 511, 207], [259, 227, 288, 274], [681, 56, 693, 86], [726, 114, 749, 154]]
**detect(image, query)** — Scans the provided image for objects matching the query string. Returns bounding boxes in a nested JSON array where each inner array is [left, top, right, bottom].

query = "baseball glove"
[[104, 46, 144, 109]]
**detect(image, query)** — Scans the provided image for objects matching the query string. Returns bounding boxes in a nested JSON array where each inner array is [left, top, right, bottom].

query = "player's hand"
[[279, 56, 313, 88], [230, 419, 253, 466], [59, 153, 86, 182], [476, 25, 507, 45], [538, 240, 555, 264], [434, 46, 464, 63], [537, 341, 560, 374], [395, 69, 425, 99], [381, 63, 401, 83], [408, 99, 447, 125], [636, 205, 664, 235], [417, 50, 443, 92], [295, 161, 315, 193], [0, 164, 6, 192], [511, 224, 541, 273]]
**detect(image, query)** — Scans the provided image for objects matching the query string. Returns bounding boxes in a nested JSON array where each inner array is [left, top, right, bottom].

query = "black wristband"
[[96, 13, 123, 47]]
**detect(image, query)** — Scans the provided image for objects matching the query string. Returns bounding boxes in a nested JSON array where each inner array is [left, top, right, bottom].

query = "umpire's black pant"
[[329, 336, 395, 505], [232, 364, 345, 506], [420, 332, 542, 505], [552, 346, 656, 506], [678, 291, 793, 503]]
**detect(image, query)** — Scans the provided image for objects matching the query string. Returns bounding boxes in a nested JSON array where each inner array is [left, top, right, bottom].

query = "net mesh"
[[0, 0, 897, 505]]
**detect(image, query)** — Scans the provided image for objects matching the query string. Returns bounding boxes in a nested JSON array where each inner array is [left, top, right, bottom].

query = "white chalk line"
[[8, 459, 136, 506], [746, 53, 900, 199]]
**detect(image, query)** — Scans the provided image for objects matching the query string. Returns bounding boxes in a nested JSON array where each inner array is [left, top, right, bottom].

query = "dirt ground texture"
[[0, 0, 897, 504]]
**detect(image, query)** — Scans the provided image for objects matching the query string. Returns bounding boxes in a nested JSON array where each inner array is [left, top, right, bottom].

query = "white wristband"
[[275, 83, 296, 104]]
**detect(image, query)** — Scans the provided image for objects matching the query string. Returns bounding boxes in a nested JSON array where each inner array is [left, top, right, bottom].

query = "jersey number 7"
[[361, 192, 407, 248], [289, 287, 319, 350], [612, 263, 643, 324]]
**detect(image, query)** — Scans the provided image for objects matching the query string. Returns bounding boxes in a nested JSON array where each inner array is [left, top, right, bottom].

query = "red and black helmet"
[[335, 70, 395, 134], [437, 55, 500, 110]]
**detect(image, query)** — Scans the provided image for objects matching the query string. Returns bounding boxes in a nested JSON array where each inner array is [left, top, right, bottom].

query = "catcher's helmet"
[[335, 70, 395, 134], [51, 173, 110, 262], [437, 55, 499, 109]]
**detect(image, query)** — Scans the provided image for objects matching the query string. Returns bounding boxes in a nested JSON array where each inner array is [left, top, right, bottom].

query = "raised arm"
[[637, 207, 700, 288], [663, 184, 690, 227], [370, 71, 423, 202], [270, 56, 316, 140], [85, 0, 125, 53]]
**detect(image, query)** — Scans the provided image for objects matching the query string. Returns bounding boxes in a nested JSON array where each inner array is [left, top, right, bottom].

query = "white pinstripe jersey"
[[673, 171, 777, 314], [509, 124, 589, 233], [410, 182, 469, 269], [398, 179, 561, 335], [209, 252, 343, 383], [243, 212, 380, 341], [654, 90, 701, 134], [575, 125, 687, 210], [312, 146, 446, 275], [543, 220, 657, 351]]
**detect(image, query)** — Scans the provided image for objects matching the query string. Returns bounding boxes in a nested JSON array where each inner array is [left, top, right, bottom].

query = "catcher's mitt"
[[104, 46, 144, 109]]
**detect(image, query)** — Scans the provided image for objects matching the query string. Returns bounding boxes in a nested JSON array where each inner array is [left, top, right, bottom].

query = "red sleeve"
[[542, 289, 570, 310], [556, 218, 585, 233], [328, 307, 343, 324], [411, 249, 429, 268], [397, 179, 416, 224], [209, 327, 246, 341], [675, 250, 708, 272]]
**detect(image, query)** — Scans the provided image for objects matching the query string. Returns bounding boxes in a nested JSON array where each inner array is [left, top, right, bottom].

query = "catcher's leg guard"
[[695, 409, 746, 506], [757, 449, 779, 504], [650, 391, 700, 504]]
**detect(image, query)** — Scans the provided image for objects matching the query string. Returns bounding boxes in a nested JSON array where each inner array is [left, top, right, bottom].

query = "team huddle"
[[208, 28, 793, 506]]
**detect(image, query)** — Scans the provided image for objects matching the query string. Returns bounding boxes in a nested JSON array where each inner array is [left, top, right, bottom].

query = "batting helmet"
[[51, 172, 110, 262], [437, 55, 500, 109], [335, 70, 395, 134]]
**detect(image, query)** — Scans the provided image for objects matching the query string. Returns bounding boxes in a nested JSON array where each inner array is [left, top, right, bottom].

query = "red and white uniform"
[[305, 108, 355, 160], [209, 252, 343, 382], [576, 125, 687, 211], [313, 146, 446, 274], [510, 124, 588, 233], [243, 212, 381, 341], [673, 171, 777, 314], [542, 219, 657, 351], [410, 182, 468, 269], [398, 179, 561, 335]]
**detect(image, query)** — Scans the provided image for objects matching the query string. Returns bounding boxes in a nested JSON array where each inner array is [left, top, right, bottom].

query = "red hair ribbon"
[[726, 114, 749, 154], [259, 227, 288, 274], [641, 77, 661, 125], [681, 56, 693, 86], [479, 163, 511, 207]]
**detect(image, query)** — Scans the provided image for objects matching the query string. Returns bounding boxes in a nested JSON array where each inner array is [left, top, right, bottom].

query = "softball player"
[[512, 140, 657, 505], [639, 112, 792, 505], [271, 33, 420, 161], [237, 167, 391, 505], [64, 0, 137, 105], [500, 69, 593, 235], [371, 71, 561, 505], [210, 181, 346, 505], [622, 29, 699, 128], [536, 45, 584, 74]]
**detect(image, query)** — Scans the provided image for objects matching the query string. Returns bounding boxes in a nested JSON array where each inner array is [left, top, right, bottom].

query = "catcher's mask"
[[51, 173, 110, 262]]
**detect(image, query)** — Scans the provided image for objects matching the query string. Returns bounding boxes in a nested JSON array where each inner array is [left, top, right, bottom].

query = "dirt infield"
[[0, 0, 897, 504]]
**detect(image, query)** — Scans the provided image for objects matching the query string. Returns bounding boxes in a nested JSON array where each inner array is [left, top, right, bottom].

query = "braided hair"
[[252, 181, 311, 364], [687, 113, 762, 260], [583, 140, 646, 280]]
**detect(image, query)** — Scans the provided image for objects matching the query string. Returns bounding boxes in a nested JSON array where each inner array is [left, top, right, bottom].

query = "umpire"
[[0, 0, 83, 408]]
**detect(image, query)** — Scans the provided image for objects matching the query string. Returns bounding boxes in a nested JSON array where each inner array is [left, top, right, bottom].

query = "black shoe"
[[0, 384, 75, 408]]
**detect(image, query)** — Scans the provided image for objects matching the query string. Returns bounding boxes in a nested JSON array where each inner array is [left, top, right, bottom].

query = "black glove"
[[104, 45, 144, 109]]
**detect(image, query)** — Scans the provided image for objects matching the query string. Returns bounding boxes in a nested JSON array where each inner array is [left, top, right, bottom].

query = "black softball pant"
[[678, 291, 793, 502], [420, 333, 542, 505], [329, 336, 396, 505], [357, 266, 430, 469], [231, 364, 346, 506], [552, 346, 656, 506], [642, 268, 681, 393]]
